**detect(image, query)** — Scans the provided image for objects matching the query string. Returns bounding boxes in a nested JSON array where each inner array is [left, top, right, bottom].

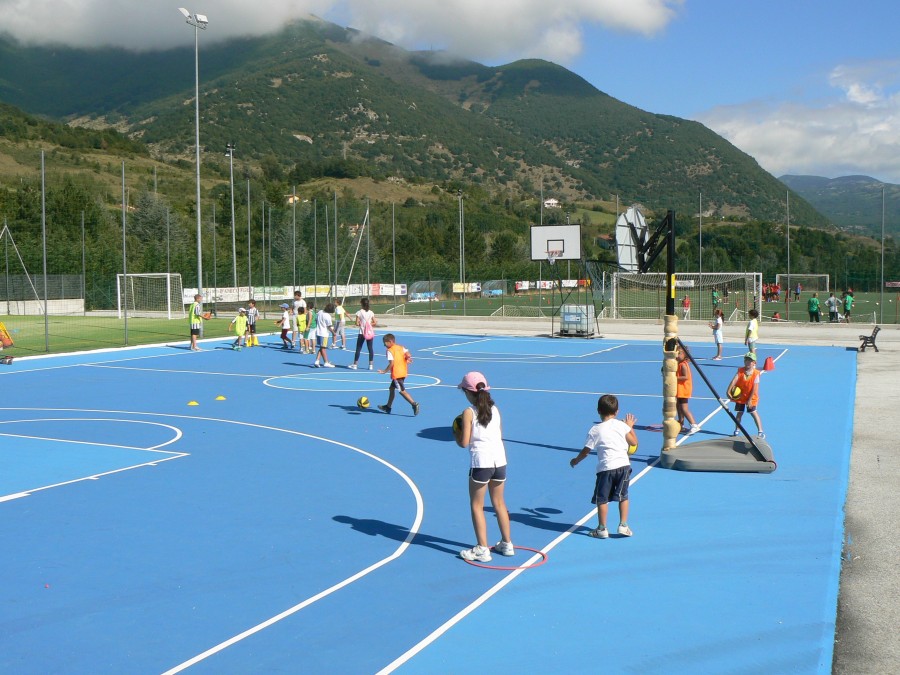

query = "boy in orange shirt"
[[727, 352, 765, 439], [377, 333, 420, 416]]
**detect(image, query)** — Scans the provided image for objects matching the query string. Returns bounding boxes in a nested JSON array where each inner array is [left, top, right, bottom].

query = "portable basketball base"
[[659, 437, 777, 473]]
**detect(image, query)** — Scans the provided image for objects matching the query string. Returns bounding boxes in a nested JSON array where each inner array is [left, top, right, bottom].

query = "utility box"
[[560, 304, 595, 336]]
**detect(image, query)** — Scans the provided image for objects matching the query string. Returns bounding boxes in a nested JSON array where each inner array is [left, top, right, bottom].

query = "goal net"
[[117, 273, 185, 319], [611, 272, 761, 321], [775, 274, 829, 294]]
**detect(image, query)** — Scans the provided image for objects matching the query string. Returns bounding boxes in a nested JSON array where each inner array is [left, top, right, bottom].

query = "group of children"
[[211, 292, 764, 563]]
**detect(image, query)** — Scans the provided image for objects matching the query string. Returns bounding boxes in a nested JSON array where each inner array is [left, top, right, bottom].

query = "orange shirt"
[[387, 343, 410, 379], [733, 367, 760, 406], [676, 360, 692, 399]]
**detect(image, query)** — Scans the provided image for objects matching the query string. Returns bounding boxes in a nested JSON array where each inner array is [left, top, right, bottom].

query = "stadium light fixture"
[[179, 7, 208, 296]]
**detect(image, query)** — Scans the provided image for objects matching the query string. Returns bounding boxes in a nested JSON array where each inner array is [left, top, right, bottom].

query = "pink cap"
[[458, 371, 490, 392]]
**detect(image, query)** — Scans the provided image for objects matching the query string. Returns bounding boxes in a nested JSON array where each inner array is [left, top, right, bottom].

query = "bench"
[[858, 326, 880, 352]]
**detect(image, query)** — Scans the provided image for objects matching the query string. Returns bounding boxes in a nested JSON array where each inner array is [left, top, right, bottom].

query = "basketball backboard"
[[530, 224, 581, 261], [615, 206, 648, 273]]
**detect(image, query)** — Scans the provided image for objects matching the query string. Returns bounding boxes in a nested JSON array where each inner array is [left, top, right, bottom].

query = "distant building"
[[543, 198, 561, 209]]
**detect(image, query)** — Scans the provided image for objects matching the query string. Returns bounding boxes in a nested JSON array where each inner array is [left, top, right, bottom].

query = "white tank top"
[[468, 404, 507, 469]]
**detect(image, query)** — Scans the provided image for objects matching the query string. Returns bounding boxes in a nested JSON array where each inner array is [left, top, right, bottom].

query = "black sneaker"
[[378, 405, 392, 414], [412, 402, 420, 416]]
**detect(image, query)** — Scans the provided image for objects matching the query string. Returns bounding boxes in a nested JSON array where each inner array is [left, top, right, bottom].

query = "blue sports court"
[[0, 328, 854, 673]]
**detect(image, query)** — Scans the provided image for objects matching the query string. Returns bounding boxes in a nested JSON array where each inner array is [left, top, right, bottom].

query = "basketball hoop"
[[547, 250, 561, 265]]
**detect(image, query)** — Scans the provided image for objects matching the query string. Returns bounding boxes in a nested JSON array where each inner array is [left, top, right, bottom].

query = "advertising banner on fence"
[[452, 282, 482, 294]]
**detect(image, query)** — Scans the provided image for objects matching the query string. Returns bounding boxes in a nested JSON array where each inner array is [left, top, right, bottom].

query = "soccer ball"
[[357, 396, 370, 410], [728, 386, 742, 401]]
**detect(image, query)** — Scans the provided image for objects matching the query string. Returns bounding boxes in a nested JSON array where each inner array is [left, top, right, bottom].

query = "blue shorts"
[[735, 403, 758, 413], [469, 465, 507, 484], [316, 335, 328, 349], [591, 466, 632, 505]]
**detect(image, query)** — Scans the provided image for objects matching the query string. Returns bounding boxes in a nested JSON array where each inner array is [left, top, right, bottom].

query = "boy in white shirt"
[[570, 394, 638, 539], [313, 303, 336, 367]]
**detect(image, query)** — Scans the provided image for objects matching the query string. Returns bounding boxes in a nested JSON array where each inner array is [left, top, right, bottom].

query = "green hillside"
[[780, 174, 900, 236]]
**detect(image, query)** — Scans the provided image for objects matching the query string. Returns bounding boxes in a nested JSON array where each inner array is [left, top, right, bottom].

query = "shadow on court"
[[333, 515, 470, 556]]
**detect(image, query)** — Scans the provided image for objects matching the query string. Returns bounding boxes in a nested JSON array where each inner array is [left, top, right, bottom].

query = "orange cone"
[[763, 356, 775, 371]]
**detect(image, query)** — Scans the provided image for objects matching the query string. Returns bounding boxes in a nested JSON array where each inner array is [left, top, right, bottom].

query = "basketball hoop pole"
[[636, 210, 679, 454]]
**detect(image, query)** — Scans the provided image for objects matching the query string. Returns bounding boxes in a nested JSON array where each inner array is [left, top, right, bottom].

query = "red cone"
[[763, 356, 775, 371]]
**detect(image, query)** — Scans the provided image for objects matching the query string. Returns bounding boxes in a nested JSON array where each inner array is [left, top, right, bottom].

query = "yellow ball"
[[628, 444, 638, 455], [452, 415, 463, 433], [357, 396, 370, 409], [729, 386, 742, 401]]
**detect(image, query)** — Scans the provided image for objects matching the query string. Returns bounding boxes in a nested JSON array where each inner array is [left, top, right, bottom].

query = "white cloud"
[[340, 0, 681, 63], [699, 60, 900, 184], [0, 0, 681, 61], [0, 0, 336, 50]]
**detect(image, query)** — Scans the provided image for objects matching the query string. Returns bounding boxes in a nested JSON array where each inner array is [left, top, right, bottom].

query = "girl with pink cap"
[[453, 371, 514, 563]]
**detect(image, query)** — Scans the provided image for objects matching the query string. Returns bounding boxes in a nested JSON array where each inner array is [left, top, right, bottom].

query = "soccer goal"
[[611, 272, 762, 321], [116, 273, 185, 319], [775, 274, 829, 294]]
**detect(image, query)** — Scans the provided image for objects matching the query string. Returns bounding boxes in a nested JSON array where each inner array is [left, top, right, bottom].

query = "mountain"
[[779, 174, 899, 236], [0, 18, 826, 227]]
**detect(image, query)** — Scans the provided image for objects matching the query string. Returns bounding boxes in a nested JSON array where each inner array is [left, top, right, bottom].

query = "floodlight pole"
[[179, 8, 208, 297], [226, 143, 237, 289]]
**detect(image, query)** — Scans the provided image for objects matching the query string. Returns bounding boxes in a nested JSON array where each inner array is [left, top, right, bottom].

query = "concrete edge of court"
[[380, 314, 899, 674]]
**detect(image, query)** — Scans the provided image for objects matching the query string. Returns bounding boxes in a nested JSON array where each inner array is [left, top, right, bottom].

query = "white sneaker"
[[368, 364, 374, 370], [617, 524, 633, 537], [493, 541, 515, 557], [323, 362, 335, 368], [313, 362, 320, 368], [348, 364, 358, 370], [460, 545, 492, 562], [687, 424, 700, 435], [588, 527, 609, 539]]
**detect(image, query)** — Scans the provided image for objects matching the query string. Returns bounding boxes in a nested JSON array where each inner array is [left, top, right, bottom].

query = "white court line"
[[377, 348, 792, 673], [0, 407, 425, 674], [376, 455, 662, 675], [0, 418, 187, 501], [421, 338, 490, 352]]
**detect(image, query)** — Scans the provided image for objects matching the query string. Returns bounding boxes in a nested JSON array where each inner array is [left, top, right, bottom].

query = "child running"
[[727, 352, 765, 439], [676, 347, 700, 435], [229, 308, 248, 350], [454, 371, 513, 563], [377, 333, 420, 416], [570, 394, 637, 539]]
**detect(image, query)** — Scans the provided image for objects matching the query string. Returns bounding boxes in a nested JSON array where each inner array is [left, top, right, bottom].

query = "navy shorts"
[[248, 323, 256, 334], [469, 465, 507, 484], [190, 327, 201, 336], [591, 466, 632, 505], [389, 377, 406, 392], [734, 403, 757, 413]]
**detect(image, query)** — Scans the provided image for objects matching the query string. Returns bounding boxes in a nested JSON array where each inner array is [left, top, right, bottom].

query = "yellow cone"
[[188, 401, 199, 406], [215, 395, 226, 401]]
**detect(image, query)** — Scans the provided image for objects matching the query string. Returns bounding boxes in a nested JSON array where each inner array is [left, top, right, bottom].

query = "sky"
[[1, 0, 899, 183]]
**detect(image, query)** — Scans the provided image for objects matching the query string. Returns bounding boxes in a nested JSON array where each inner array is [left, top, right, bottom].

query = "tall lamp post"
[[226, 142, 237, 289], [179, 7, 208, 295]]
